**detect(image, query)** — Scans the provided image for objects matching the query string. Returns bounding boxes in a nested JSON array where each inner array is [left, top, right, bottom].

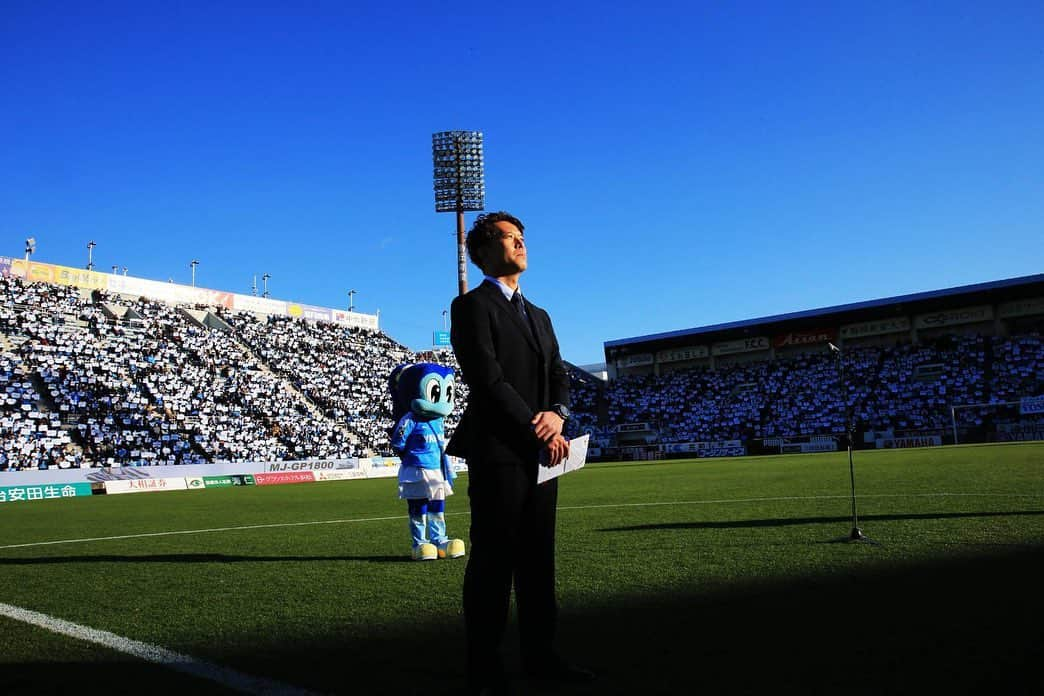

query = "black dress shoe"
[[524, 656, 596, 684], [465, 679, 515, 696], [466, 668, 514, 695]]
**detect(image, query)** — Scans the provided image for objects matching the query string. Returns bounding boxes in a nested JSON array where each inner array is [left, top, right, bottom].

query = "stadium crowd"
[[1, 272, 1041, 470], [605, 332, 1040, 444]]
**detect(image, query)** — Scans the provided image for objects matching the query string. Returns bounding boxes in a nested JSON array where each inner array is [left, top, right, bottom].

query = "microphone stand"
[[827, 343, 880, 545]]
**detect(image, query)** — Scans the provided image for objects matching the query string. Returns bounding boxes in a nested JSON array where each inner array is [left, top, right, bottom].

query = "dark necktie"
[[511, 291, 538, 345], [511, 291, 526, 319]]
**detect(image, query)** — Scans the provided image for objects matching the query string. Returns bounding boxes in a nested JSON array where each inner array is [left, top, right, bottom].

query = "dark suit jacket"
[[447, 280, 570, 468]]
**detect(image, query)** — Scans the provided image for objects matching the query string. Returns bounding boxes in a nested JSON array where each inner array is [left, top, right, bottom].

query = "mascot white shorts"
[[398, 466, 454, 501]]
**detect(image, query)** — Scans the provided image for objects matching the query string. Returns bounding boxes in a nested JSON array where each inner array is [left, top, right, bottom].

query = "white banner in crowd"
[[1020, 396, 1044, 415]]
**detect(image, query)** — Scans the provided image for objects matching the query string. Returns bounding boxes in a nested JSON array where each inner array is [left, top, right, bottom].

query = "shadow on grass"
[[0, 662, 244, 696], [599, 509, 1044, 532], [4, 545, 1042, 695], [0, 553, 408, 565]]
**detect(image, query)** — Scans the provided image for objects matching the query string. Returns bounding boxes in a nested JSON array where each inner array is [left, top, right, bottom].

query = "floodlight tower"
[[432, 131, 485, 296], [190, 259, 199, 287], [262, 273, 271, 298], [348, 289, 357, 312], [87, 240, 96, 271], [25, 237, 36, 263]]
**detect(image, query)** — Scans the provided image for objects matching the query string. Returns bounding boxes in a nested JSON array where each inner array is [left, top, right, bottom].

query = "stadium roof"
[[604, 273, 1044, 351]]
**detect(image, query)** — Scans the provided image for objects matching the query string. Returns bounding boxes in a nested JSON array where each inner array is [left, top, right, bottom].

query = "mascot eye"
[[445, 385, 454, 403], [425, 381, 441, 403]]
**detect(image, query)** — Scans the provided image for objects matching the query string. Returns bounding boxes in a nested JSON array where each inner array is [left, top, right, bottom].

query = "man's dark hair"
[[466, 211, 524, 272]]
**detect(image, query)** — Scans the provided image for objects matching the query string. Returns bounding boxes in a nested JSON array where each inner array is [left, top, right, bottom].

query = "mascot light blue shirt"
[[390, 413, 447, 473], [388, 363, 457, 483]]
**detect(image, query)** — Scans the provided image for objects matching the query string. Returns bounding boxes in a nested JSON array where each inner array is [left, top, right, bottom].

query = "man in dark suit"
[[448, 211, 593, 694]]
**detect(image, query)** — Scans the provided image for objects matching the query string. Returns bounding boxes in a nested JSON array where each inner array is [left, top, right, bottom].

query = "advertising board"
[[0, 482, 92, 504], [914, 306, 993, 329], [773, 329, 835, 349], [840, 317, 911, 339], [314, 470, 369, 481], [105, 478, 190, 494], [998, 297, 1044, 319], [711, 337, 769, 356], [254, 471, 316, 486], [656, 346, 709, 363]]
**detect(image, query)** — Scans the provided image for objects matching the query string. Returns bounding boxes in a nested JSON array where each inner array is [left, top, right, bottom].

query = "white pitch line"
[[557, 491, 1044, 511], [0, 602, 320, 695], [1, 492, 1040, 551], [0, 514, 405, 550]]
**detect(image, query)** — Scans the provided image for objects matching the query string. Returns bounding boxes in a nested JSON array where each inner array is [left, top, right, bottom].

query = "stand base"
[[827, 527, 881, 546]]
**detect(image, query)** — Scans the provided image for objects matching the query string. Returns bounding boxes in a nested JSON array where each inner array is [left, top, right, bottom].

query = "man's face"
[[485, 220, 527, 276]]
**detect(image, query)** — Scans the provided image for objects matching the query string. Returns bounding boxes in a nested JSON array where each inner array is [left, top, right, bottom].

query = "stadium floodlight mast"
[[24, 237, 36, 263], [442, 309, 448, 331], [190, 259, 199, 287], [826, 342, 880, 546], [348, 289, 357, 312], [87, 240, 96, 271], [432, 130, 485, 296], [262, 273, 271, 298], [112, 265, 119, 274]]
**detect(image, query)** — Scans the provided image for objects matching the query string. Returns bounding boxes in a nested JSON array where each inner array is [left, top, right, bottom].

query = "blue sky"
[[3, 1, 1042, 366]]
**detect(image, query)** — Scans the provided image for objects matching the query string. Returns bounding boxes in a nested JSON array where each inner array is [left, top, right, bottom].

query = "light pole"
[[24, 237, 36, 264], [87, 241, 96, 271], [262, 273, 270, 298], [432, 130, 485, 296], [112, 265, 119, 274], [190, 260, 199, 287], [442, 309, 448, 331], [348, 289, 357, 312], [252, 275, 258, 296], [122, 267, 128, 276]]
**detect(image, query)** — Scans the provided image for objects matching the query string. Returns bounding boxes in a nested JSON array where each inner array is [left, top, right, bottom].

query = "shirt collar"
[[483, 276, 522, 303]]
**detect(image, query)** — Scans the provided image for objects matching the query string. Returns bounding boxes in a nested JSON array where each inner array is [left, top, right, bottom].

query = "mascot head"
[[388, 363, 456, 422]]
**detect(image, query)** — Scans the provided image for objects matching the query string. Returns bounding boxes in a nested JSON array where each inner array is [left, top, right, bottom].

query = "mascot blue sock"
[[426, 499, 448, 546], [407, 498, 429, 548]]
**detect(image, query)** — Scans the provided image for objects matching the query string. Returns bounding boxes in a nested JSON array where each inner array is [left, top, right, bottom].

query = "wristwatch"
[[551, 403, 571, 421]]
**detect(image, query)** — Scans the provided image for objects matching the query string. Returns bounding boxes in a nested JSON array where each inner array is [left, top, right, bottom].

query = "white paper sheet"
[[537, 434, 589, 484]]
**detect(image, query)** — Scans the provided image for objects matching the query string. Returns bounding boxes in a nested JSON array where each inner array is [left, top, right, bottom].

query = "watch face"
[[556, 405, 570, 420]]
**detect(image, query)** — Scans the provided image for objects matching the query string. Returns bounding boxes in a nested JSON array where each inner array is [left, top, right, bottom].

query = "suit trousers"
[[463, 456, 559, 681]]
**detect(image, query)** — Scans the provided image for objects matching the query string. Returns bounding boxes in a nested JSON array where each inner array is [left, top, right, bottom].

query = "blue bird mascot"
[[388, 363, 466, 561]]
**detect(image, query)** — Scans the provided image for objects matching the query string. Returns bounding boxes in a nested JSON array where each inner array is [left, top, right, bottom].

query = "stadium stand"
[[1, 270, 1041, 470], [599, 335, 1009, 444], [0, 275, 432, 469]]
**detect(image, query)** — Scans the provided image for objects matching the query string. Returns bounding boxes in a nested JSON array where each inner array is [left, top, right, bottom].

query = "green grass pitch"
[[1, 442, 1042, 695]]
